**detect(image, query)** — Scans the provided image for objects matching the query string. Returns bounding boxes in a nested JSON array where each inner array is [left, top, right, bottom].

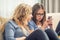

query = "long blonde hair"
[[13, 3, 32, 24], [12, 3, 32, 35]]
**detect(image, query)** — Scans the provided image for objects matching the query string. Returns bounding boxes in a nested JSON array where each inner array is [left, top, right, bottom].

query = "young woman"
[[28, 3, 59, 40], [4, 3, 49, 40]]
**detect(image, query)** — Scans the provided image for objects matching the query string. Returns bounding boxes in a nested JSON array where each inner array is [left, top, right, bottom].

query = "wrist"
[[41, 26, 45, 31]]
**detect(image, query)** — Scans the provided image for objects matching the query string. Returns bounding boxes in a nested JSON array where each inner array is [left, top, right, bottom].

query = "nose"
[[30, 14, 33, 18]]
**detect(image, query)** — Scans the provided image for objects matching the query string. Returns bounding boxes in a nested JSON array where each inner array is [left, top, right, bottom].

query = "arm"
[[5, 22, 26, 40], [16, 37, 26, 40], [41, 21, 49, 31], [5, 23, 16, 40]]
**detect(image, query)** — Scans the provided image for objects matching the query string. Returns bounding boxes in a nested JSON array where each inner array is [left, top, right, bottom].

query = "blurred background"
[[0, 0, 60, 30]]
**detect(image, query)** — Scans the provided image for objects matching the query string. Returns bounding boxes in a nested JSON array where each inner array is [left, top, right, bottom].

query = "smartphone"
[[46, 16, 53, 29], [48, 16, 52, 20]]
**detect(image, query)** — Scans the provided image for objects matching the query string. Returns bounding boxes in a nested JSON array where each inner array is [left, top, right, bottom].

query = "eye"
[[41, 14, 44, 15], [36, 13, 44, 15]]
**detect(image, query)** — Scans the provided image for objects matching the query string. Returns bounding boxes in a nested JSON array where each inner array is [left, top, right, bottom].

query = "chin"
[[38, 19, 42, 21], [27, 19, 30, 22]]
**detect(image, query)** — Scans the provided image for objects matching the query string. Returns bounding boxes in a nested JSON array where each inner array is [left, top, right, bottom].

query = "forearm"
[[40, 26, 46, 31], [16, 37, 26, 40]]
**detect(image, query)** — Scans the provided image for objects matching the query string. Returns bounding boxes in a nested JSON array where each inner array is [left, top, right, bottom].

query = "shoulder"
[[28, 20, 35, 26], [5, 20, 18, 30], [28, 20, 37, 30], [28, 20, 37, 27]]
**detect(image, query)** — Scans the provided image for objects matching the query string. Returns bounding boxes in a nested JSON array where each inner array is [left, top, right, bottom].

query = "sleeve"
[[28, 20, 38, 30], [5, 22, 16, 40], [28, 22, 35, 30]]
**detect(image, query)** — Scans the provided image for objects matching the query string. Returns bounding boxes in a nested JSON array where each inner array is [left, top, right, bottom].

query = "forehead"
[[37, 8, 44, 14]]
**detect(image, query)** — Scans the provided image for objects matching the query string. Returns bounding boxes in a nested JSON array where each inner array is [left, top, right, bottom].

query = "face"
[[36, 8, 44, 22], [27, 13, 33, 22]]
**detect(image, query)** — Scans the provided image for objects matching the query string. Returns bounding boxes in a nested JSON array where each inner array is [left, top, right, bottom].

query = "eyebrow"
[[36, 13, 44, 14]]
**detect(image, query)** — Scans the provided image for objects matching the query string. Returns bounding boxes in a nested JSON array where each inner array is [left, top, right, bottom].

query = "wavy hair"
[[12, 3, 32, 35], [12, 3, 32, 25]]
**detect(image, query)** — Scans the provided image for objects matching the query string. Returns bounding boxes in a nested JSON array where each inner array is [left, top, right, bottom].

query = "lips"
[[37, 18, 42, 21]]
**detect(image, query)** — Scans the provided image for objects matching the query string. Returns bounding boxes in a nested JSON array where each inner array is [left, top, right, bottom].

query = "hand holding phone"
[[47, 16, 53, 29]]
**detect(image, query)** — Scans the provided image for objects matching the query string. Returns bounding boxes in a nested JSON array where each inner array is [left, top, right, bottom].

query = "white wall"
[[0, 0, 39, 18]]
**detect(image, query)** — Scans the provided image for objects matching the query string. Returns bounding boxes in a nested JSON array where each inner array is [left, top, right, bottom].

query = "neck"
[[36, 21, 41, 25], [23, 20, 28, 26], [36, 21, 42, 28]]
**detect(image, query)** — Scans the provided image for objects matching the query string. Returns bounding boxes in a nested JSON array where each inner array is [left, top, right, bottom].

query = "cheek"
[[27, 16, 31, 21], [29, 15, 32, 19], [28, 17, 31, 19], [36, 16, 43, 20]]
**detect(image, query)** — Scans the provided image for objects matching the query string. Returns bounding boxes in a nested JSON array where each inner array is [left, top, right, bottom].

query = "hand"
[[41, 20, 49, 30], [47, 17, 53, 29], [16, 37, 26, 40]]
